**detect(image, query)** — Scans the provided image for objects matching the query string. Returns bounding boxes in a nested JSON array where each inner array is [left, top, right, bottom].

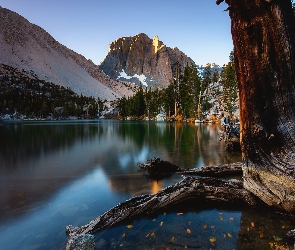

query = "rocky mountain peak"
[[99, 33, 194, 89]]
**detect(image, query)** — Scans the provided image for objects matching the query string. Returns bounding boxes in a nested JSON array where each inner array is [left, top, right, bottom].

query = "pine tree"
[[180, 64, 200, 118], [162, 82, 175, 118], [197, 64, 212, 119], [219, 51, 238, 116]]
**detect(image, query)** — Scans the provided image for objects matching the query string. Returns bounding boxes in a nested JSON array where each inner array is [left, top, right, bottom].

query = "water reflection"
[[0, 121, 240, 223], [1, 120, 292, 249]]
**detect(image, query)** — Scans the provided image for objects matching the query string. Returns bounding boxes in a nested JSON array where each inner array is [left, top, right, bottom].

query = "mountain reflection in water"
[[0, 120, 293, 249]]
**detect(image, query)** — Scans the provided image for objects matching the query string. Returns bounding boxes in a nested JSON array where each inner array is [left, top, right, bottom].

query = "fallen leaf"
[[122, 233, 126, 238], [146, 233, 150, 237], [184, 244, 188, 248], [202, 224, 208, 230], [251, 222, 255, 228], [177, 212, 183, 215], [171, 236, 175, 242], [160, 221, 163, 226], [120, 244, 123, 247], [224, 234, 227, 238], [126, 225, 133, 229], [282, 225, 285, 229], [150, 232, 155, 237], [247, 227, 250, 232], [152, 218, 156, 221], [259, 233, 263, 238], [228, 233, 233, 238], [164, 212, 167, 216], [219, 215, 224, 220], [230, 217, 234, 221], [209, 237, 216, 243], [187, 229, 192, 234], [188, 221, 191, 225]]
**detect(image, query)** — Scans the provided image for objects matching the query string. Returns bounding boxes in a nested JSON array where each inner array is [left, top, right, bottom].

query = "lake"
[[0, 120, 293, 249]]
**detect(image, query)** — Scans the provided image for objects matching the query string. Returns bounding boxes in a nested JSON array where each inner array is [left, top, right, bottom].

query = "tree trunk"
[[222, 0, 295, 213]]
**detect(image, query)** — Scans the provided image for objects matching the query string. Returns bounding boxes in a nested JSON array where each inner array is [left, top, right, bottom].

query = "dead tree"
[[217, 0, 295, 213]]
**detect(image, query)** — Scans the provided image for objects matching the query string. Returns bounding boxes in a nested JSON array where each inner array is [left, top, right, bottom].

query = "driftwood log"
[[138, 157, 243, 177], [66, 160, 295, 249], [66, 172, 257, 249]]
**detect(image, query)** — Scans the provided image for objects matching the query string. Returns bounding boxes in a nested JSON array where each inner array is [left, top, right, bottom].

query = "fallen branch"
[[66, 176, 257, 245], [179, 162, 243, 177], [138, 157, 243, 177]]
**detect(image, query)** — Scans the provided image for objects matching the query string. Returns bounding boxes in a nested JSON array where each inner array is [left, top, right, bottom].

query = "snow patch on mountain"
[[117, 69, 148, 87]]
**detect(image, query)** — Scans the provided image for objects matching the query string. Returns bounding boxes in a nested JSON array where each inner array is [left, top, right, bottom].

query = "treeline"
[[113, 52, 238, 120], [0, 65, 105, 119]]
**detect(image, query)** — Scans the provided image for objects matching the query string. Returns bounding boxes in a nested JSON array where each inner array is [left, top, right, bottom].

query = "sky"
[[0, 0, 233, 67]]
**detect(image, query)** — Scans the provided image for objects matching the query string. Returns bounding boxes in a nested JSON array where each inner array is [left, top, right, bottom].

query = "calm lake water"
[[0, 120, 293, 249]]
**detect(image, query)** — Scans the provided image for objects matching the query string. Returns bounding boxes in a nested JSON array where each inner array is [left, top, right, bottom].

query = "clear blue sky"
[[0, 0, 233, 66]]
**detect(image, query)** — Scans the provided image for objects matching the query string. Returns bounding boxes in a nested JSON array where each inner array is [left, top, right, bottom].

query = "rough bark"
[[66, 176, 257, 237], [218, 0, 295, 214], [138, 157, 243, 177]]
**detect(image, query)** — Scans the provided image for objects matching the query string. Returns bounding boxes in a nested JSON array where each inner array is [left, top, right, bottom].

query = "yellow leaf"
[[187, 229, 192, 234], [160, 221, 163, 226], [126, 225, 133, 229], [282, 225, 285, 229], [150, 232, 155, 237], [209, 237, 216, 243], [228, 233, 233, 238], [219, 215, 224, 220], [122, 233, 126, 238], [171, 236, 175, 242], [120, 244, 123, 247]]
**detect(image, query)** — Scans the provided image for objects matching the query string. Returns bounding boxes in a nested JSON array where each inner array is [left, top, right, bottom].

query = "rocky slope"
[[99, 33, 195, 89], [0, 7, 138, 100]]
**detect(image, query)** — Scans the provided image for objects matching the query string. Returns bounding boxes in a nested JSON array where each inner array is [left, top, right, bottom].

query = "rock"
[[66, 234, 95, 250], [0, 8, 139, 100], [99, 33, 194, 89]]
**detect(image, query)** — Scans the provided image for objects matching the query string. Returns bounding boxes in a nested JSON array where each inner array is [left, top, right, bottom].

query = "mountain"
[[0, 6, 138, 100], [99, 33, 195, 89]]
